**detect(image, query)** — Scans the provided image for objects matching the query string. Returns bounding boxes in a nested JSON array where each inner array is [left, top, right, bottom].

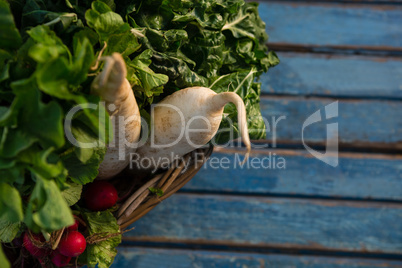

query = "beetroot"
[[84, 181, 118, 211], [58, 231, 86, 257], [51, 250, 72, 267], [22, 232, 49, 258]]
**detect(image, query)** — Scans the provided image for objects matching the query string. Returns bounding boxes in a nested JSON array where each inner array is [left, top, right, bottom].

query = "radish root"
[[212, 92, 251, 162], [135, 87, 251, 170], [91, 53, 141, 179]]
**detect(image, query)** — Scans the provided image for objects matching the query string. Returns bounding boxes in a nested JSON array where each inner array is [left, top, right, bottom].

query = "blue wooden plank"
[[182, 149, 402, 200], [261, 53, 402, 99], [123, 194, 402, 254], [259, 2, 402, 49], [258, 97, 402, 147], [112, 247, 402, 268]]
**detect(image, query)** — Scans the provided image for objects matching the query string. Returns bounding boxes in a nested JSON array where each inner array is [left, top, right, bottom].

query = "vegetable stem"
[[44, 13, 77, 27], [41, 230, 51, 242]]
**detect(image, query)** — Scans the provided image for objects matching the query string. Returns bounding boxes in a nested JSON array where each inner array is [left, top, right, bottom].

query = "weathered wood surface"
[[182, 149, 402, 201], [259, 97, 402, 148], [259, 2, 402, 49], [123, 194, 402, 255], [119, 2, 402, 267], [112, 247, 402, 268], [261, 53, 402, 99]]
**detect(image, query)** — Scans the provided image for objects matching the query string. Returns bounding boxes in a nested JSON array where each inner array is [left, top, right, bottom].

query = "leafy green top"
[[0, 0, 278, 266]]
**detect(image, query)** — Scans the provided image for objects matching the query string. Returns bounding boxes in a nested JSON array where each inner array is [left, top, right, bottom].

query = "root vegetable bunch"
[[94, 54, 251, 174]]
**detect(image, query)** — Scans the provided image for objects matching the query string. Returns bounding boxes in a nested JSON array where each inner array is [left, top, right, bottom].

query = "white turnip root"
[[134, 86, 251, 170], [91, 53, 141, 179]]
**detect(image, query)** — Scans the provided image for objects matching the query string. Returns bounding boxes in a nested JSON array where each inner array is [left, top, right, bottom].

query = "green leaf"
[[71, 34, 95, 85], [0, 128, 37, 158], [61, 149, 103, 185], [222, 6, 257, 40], [0, 49, 12, 82], [35, 57, 79, 100], [61, 115, 107, 185], [24, 176, 74, 233], [0, 218, 21, 242], [85, 1, 127, 42], [149, 187, 164, 197], [0, 183, 23, 223], [79, 211, 121, 268], [0, 165, 24, 184], [10, 78, 65, 149], [106, 30, 141, 57], [0, 0, 22, 50], [0, 244, 10, 268], [19, 146, 67, 181], [61, 181, 82, 206], [0, 157, 16, 170], [27, 26, 70, 63], [209, 69, 266, 143], [28, 26, 95, 102], [128, 49, 169, 98]]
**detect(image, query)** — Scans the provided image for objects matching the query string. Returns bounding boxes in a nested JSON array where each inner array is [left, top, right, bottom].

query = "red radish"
[[66, 216, 79, 232], [58, 231, 86, 257], [84, 181, 118, 211], [23, 232, 48, 258], [51, 250, 72, 267]]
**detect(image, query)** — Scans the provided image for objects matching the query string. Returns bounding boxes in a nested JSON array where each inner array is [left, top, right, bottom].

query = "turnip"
[[51, 250, 72, 267], [134, 86, 251, 169], [22, 232, 49, 259], [91, 53, 141, 179], [83, 181, 118, 211], [58, 231, 86, 257]]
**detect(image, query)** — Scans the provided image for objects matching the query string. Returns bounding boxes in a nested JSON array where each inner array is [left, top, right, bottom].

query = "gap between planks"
[[114, 246, 402, 268], [116, 246, 402, 268], [268, 43, 402, 57], [259, 93, 402, 103], [170, 191, 402, 208], [248, 140, 402, 155], [260, 93, 402, 102], [213, 146, 402, 160], [177, 189, 402, 205], [119, 240, 402, 261]]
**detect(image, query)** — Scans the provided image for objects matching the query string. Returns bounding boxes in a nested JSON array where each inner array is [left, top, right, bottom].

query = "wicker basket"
[[114, 144, 213, 229]]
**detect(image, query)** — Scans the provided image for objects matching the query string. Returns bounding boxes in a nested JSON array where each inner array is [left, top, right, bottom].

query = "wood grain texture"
[[181, 150, 402, 200], [112, 247, 402, 268], [123, 194, 402, 254], [259, 97, 402, 148], [261, 53, 402, 99], [259, 2, 402, 49]]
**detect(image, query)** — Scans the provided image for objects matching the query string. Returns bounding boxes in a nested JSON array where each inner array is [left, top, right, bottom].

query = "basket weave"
[[114, 145, 213, 229]]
